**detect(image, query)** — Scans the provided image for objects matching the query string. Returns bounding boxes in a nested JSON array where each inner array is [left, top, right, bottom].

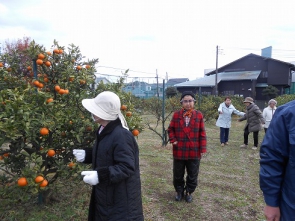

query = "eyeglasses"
[[182, 100, 195, 103]]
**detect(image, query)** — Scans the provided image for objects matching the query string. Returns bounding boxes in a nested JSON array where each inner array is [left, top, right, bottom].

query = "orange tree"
[[0, 40, 142, 203]]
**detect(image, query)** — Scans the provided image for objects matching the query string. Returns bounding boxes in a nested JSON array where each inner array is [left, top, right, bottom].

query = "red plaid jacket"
[[168, 109, 207, 160]]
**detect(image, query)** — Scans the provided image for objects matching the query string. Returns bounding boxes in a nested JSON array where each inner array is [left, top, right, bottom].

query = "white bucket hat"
[[82, 91, 129, 130]]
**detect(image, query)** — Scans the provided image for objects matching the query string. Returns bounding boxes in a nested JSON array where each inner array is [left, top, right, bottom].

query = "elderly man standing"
[[168, 91, 207, 203]]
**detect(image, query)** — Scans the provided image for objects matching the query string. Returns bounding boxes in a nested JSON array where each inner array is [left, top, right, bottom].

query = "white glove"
[[73, 149, 85, 162], [81, 171, 99, 185]]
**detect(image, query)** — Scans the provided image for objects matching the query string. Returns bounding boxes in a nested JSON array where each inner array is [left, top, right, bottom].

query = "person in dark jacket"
[[238, 97, 265, 150], [168, 91, 207, 203], [259, 99, 295, 221], [73, 91, 144, 221]]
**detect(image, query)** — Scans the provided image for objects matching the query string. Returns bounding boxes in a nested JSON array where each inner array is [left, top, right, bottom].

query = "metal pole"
[[215, 45, 218, 96], [198, 86, 201, 109], [162, 79, 166, 146], [156, 69, 159, 98]]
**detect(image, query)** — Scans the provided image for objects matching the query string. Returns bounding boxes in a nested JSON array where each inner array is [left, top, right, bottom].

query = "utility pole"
[[215, 45, 219, 96], [156, 69, 159, 98]]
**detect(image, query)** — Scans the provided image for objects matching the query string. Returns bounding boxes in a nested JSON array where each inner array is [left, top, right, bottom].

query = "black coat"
[[83, 119, 144, 221]]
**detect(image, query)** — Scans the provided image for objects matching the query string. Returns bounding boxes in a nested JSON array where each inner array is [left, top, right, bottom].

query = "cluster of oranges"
[[54, 85, 69, 95], [36, 53, 51, 67], [120, 105, 140, 136], [17, 176, 48, 187]]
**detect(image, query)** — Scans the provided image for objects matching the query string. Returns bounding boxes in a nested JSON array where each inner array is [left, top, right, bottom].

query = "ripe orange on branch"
[[35, 176, 44, 183], [40, 127, 49, 136], [47, 149, 55, 157], [45, 61, 51, 67], [36, 59, 43, 65], [132, 129, 139, 136], [17, 177, 28, 187], [54, 85, 61, 91], [38, 53, 45, 60], [39, 179, 48, 187], [68, 162, 75, 168], [46, 98, 53, 103], [0, 62, 3, 67], [120, 105, 127, 111], [76, 66, 82, 70], [126, 111, 132, 117], [53, 49, 59, 54]]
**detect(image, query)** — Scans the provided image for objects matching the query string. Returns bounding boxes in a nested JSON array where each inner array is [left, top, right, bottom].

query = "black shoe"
[[185, 193, 193, 203], [175, 191, 184, 201]]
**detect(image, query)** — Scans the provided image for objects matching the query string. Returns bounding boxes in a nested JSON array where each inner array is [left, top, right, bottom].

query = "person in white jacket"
[[262, 99, 277, 133], [216, 97, 245, 146]]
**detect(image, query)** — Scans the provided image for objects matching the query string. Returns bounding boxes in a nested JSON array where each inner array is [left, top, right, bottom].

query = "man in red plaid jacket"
[[168, 91, 207, 203]]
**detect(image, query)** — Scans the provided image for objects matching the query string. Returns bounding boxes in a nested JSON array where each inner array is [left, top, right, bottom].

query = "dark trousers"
[[244, 125, 259, 147], [264, 128, 267, 133], [173, 158, 200, 194], [220, 127, 229, 144]]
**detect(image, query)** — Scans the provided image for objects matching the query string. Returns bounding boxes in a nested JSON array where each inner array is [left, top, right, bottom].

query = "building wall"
[[177, 87, 214, 95], [267, 60, 290, 86], [218, 80, 253, 97]]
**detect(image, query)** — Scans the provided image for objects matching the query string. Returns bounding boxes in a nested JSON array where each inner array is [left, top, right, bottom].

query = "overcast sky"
[[1, 0, 295, 82]]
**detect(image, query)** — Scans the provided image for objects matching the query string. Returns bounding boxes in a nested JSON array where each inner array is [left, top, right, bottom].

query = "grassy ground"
[[0, 116, 266, 221]]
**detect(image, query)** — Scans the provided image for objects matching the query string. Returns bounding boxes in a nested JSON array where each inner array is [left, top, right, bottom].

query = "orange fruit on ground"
[[38, 53, 45, 60], [39, 179, 48, 187], [46, 98, 53, 103], [85, 65, 91, 69], [132, 129, 140, 136], [76, 66, 82, 70], [53, 49, 59, 54], [35, 176, 44, 183], [46, 51, 52, 56], [0, 62, 3, 67], [27, 66, 32, 71], [68, 162, 75, 168], [54, 85, 61, 91], [47, 149, 55, 157], [40, 127, 49, 136], [126, 111, 132, 117], [120, 105, 127, 111], [45, 61, 51, 67], [17, 177, 28, 187]]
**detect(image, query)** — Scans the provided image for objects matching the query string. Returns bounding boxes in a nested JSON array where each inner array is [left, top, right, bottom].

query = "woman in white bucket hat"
[[73, 91, 143, 221]]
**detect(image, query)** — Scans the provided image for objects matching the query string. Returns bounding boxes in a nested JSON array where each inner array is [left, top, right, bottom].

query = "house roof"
[[166, 78, 189, 86], [175, 70, 261, 87], [206, 53, 295, 76]]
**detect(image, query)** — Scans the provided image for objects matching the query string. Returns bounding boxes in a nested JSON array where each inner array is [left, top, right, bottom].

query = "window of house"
[[261, 71, 268, 78], [223, 90, 234, 95]]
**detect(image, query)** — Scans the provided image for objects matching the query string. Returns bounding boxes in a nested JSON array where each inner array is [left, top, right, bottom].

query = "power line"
[[97, 65, 156, 75]]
